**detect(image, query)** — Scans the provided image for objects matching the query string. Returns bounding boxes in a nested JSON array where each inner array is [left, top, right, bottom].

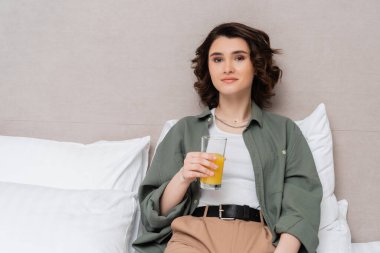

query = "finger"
[[187, 171, 212, 179], [182, 163, 214, 177], [186, 152, 217, 161], [189, 164, 215, 176], [185, 152, 203, 159], [199, 152, 218, 160], [190, 157, 218, 170]]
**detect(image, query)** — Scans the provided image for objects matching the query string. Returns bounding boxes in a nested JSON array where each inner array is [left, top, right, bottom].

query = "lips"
[[221, 77, 238, 84]]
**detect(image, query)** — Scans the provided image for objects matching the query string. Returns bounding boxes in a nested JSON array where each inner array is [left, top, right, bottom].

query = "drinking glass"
[[200, 136, 227, 190]]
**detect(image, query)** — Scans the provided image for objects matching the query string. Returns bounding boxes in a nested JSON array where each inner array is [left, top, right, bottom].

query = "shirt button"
[[282, 150, 286, 155], [207, 117, 211, 122], [193, 200, 198, 204]]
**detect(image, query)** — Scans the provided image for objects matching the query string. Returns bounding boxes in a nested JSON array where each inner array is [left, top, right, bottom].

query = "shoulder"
[[259, 110, 303, 146], [177, 115, 200, 126], [262, 110, 299, 132], [171, 112, 210, 131], [161, 113, 208, 141]]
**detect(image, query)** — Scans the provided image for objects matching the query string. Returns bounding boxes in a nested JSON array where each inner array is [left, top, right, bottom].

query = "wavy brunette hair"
[[192, 22, 282, 109]]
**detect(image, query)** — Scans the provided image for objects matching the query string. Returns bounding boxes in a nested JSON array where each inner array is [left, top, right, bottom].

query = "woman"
[[133, 22, 322, 253]]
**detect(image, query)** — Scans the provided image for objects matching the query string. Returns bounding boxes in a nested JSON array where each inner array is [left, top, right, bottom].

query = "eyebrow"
[[209, 50, 249, 57]]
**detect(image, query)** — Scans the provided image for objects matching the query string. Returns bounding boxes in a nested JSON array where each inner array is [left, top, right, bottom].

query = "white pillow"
[[0, 135, 150, 253], [158, 104, 339, 229], [317, 199, 352, 253], [0, 135, 150, 193], [295, 103, 339, 229], [0, 181, 136, 253], [295, 104, 335, 198]]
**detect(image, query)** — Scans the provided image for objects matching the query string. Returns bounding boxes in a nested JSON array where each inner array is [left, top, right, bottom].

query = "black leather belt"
[[192, 205, 261, 222]]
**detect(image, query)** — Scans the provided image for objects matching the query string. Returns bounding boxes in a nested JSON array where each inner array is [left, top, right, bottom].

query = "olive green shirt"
[[133, 103, 322, 253]]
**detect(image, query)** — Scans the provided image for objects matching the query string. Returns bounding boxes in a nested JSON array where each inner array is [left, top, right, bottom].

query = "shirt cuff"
[[275, 215, 319, 253], [145, 181, 191, 230]]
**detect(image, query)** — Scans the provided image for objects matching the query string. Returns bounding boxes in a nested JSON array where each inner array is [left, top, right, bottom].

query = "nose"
[[223, 59, 234, 74]]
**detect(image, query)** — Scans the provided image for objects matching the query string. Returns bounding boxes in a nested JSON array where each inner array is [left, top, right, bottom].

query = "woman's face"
[[208, 36, 255, 99]]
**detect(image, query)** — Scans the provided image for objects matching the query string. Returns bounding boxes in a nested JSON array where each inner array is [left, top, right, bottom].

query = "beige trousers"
[[165, 209, 275, 253]]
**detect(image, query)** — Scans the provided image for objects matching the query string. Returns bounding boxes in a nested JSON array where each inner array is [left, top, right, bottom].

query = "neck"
[[216, 95, 252, 122]]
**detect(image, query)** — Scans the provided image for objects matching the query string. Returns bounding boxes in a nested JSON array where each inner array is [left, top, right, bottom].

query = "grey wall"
[[1, 0, 379, 242]]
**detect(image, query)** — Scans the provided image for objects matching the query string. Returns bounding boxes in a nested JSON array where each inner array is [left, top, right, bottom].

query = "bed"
[[0, 1, 379, 253]]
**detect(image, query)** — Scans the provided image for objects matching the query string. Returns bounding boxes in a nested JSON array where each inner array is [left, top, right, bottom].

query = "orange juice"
[[200, 153, 225, 190]]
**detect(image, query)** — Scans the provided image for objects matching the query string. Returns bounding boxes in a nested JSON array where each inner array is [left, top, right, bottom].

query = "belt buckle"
[[218, 205, 235, 220]]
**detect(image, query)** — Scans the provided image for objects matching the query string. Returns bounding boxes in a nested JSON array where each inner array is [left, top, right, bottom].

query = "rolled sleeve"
[[141, 181, 192, 231], [275, 217, 319, 253], [274, 122, 323, 253], [137, 119, 193, 235]]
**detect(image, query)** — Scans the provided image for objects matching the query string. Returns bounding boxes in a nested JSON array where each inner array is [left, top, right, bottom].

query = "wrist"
[[178, 168, 193, 185], [275, 233, 301, 253]]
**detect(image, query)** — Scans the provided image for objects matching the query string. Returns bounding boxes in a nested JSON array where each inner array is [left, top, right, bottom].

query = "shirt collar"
[[250, 102, 263, 128], [196, 102, 263, 128]]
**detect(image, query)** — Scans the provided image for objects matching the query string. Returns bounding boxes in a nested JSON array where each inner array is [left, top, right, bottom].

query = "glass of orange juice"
[[200, 136, 227, 190]]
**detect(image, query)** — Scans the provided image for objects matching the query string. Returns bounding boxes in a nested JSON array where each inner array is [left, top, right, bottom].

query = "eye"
[[235, 55, 246, 61], [211, 57, 223, 63]]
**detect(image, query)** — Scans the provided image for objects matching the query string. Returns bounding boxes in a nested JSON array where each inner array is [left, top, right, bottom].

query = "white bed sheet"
[[352, 241, 380, 253]]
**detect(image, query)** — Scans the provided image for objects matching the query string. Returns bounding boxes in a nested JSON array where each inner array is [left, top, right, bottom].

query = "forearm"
[[275, 233, 301, 253], [159, 169, 191, 216]]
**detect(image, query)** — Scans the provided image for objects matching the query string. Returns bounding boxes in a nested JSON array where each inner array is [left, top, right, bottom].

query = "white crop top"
[[198, 109, 260, 209]]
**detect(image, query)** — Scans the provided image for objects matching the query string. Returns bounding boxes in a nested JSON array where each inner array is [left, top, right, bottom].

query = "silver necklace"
[[214, 114, 250, 129]]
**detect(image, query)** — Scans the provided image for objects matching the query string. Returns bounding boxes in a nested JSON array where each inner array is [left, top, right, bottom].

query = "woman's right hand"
[[179, 152, 218, 184], [160, 152, 218, 216]]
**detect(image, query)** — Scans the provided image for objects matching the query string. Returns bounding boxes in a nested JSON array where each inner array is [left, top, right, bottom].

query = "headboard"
[[1, 0, 379, 242]]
